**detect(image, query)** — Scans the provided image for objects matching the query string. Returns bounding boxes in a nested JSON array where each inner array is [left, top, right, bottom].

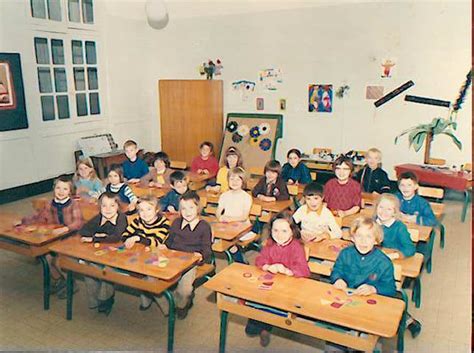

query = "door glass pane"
[[73, 68, 85, 91], [47, 0, 62, 21], [82, 0, 94, 23], [51, 39, 65, 65], [38, 68, 53, 93], [87, 68, 98, 90], [85, 41, 96, 64], [57, 95, 70, 119], [41, 95, 55, 121], [34, 38, 50, 64], [31, 0, 47, 19], [68, 0, 80, 22], [76, 93, 88, 116], [89, 92, 100, 115], [72, 40, 83, 64], [54, 68, 67, 92]]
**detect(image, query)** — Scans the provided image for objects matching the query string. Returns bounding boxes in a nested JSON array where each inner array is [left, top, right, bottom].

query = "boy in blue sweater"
[[160, 171, 188, 213], [122, 140, 149, 182]]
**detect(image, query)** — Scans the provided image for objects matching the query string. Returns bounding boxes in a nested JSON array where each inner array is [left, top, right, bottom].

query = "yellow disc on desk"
[[94, 243, 100, 248]]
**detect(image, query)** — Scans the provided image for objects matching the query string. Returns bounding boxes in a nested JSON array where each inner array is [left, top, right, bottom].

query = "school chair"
[[238, 204, 266, 253], [170, 160, 187, 170], [287, 184, 300, 209], [417, 186, 446, 249], [312, 147, 332, 155], [461, 162, 472, 222], [354, 150, 367, 158], [310, 172, 317, 181], [248, 166, 264, 177]]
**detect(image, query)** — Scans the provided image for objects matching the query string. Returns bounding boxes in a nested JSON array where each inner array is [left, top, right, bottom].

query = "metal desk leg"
[[163, 290, 176, 353], [219, 310, 229, 353], [461, 190, 470, 222], [224, 250, 234, 265], [39, 256, 50, 310], [66, 271, 74, 320]]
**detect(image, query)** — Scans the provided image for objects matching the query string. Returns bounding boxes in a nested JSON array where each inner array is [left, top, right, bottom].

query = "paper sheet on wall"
[[78, 134, 115, 157]]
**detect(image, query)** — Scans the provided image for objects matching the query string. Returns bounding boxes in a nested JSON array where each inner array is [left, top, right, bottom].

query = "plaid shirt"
[[22, 199, 84, 231]]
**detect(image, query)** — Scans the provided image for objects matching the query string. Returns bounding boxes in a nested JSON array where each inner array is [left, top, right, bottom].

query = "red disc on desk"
[[366, 299, 377, 305]]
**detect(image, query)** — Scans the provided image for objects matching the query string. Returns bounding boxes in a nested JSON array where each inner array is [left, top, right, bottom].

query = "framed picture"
[[256, 97, 264, 111], [0, 53, 28, 131], [308, 84, 333, 113], [279, 98, 286, 111]]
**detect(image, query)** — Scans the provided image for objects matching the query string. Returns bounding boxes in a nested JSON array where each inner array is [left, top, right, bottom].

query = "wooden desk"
[[204, 263, 405, 352], [130, 184, 170, 199], [197, 189, 220, 204], [51, 236, 200, 352], [0, 213, 71, 310], [247, 178, 305, 195], [90, 150, 128, 180], [252, 198, 292, 213]]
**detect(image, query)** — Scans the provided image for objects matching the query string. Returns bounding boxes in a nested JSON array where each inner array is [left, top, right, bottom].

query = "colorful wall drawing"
[[308, 84, 333, 113]]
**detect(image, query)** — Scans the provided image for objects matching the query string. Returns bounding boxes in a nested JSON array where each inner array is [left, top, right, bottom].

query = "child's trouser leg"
[[85, 276, 100, 308], [98, 281, 114, 302], [245, 319, 273, 335], [46, 254, 64, 280], [140, 294, 153, 307], [174, 266, 197, 309]]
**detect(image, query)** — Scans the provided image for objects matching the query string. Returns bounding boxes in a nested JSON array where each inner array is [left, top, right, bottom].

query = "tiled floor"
[[0, 193, 471, 352]]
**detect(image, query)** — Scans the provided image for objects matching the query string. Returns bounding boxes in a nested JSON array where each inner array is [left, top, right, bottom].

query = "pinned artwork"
[[199, 59, 223, 80], [256, 97, 264, 111], [232, 80, 256, 101], [374, 80, 414, 107], [308, 84, 333, 113], [404, 95, 451, 108], [366, 85, 384, 100], [259, 68, 283, 90], [279, 98, 286, 111], [381, 59, 396, 78]]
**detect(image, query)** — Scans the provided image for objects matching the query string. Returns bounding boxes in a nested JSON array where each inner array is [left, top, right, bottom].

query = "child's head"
[[137, 196, 160, 223], [179, 190, 201, 222], [366, 148, 382, 170], [398, 172, 419, 199], [375, 194, 400, 223], [53, 175, 74, 200], [228, 167, 247, 191], [333, 156, 354, 183], [153, 151, 170, 171], [107, 164, 124, 185], [267, 212, 300, 246], [98, 192, 120, 219], [199, 141, 214, 159], [264, 160, 281, 183], [303, 182, 324, 211], [287, 148, 302, 168], [350, 217, 383, 254], [76, 157, 98, 180], [123, 140, 139, 161], [224, 146, 243, 169], [170, 171, 188, 194]]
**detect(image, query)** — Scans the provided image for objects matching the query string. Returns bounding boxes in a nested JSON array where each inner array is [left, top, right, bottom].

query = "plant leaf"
[[440, 131, 462, 150], [431, 117, 450, 134], [412, 131, 427, 152]]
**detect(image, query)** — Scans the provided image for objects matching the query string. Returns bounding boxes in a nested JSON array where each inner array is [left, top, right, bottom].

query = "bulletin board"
[[219, 113, 283, 169]]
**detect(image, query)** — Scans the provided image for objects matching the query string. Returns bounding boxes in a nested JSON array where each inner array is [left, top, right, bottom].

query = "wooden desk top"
[[197, 189, 220, 203], [252, 198, 292, 213], [188, 172, 213, 183], [204, 263, 404, 338], [50, 235, 200, 281], [203, 217, 253, 241], [130, 184, 170, 199]]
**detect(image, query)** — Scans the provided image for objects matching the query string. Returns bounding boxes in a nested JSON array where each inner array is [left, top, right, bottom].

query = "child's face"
[[108, 171, 121, 185], [367, 152, 380, 170], [154, 159, 166, 171], [172, 180, 188, 194], [399, 179, 418, 199], [265, 170, 278, 183], [54, 181, 71, 201], [376, 198, 396, 223], [352, 228, 376, 255], [78, 163, 93, 179], [227, 154, 238, 168], [180, 199, 199, 223], [138, 201, 158, 224], [335, 162, 351, 182], [288, 153, 300, 168], [125, 145, 138, 160], [200, 145, 211, 159], [101, 197, 119, 219], [228, 174, 243, 190], [272, 219, 293, 246], [305, 194, 323, 211]]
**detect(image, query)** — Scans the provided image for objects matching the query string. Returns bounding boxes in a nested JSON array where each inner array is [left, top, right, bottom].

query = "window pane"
[[57, 95, 70, 119], [68, 0, 80, 22], [73, 68, 85, 91], [51, 39, 65, 65], [87, 68, 98, 90], [41, 96, 55, 121], [38, 68, 53, 93], [47, 0, 62, 21], [72, 40, 83, 64], [89, 92, 100, 115], [34, 38, 50, 64], [76, 93, 88, 116], [85, 41, 96, 64], [82, 0, 94, 23], [54, 68, 67, 92], [31, 0, 47, 19]]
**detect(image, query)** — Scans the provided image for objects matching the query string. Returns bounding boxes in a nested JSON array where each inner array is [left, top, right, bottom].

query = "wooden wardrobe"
[[159, 80, 223, 166]]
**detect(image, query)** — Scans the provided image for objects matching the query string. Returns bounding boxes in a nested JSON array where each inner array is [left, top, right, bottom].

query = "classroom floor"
[[0, 193, 471, 352]]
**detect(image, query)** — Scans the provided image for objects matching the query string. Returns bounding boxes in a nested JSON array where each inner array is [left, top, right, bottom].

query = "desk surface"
[[130, 184, 170, 199], [203, 217, 252, 241], [204, 263, 404, 338], [252, 198, 293, 213], [50, 235, 200, 281]]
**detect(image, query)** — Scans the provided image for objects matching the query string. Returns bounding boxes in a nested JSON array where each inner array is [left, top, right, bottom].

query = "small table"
[[90, 150, 129, 180], [130, 183, 170, 199], [51, 236, 200, 352], [204, 263, 405, 352]]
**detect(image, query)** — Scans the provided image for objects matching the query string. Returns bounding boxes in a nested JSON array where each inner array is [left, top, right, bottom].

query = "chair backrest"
[[170, 160, 187, 170], [408, 228, 419, 242], [418, 186, 444, 199], [304, 245, 310, 261], [200, 196, 207, 209], [355, 150, 367, 157], [312, 147, 332, 155], [310, 172, 317, 181], [334, 216, 342, 227], [462, 162, 472, 172], [427, 158, 446, 166], [248, 166, 264, 176], [287, 184, 299, 196], [250, 203, 263, 217]]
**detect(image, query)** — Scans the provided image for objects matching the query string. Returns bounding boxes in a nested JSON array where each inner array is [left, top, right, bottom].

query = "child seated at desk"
[[122, 196, 170, 311], [105, 164, 138, 212], [140, 151, 173, 188], [323, 155, 361, 217], [281, 148, 312, 185], [73, 157, 104, 199], [80, 192, 128, 315], [162, 191, 212, 319], [191, 141, 219, 177], [160, 171, 188, 213], [293, 182, 342, 242], [245, 212, 310, 347], [252, 160, 290, 202], [20, 175, 84, 298], [207, 146, 243, 193], [354, 148, 391, 194], [122, 140, 150, 183]]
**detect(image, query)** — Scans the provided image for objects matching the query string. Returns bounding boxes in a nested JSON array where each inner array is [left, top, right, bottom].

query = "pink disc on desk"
[[263, 273, 274, 280], [330, 302, 343, 309], [366, 299, 377, 305]]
